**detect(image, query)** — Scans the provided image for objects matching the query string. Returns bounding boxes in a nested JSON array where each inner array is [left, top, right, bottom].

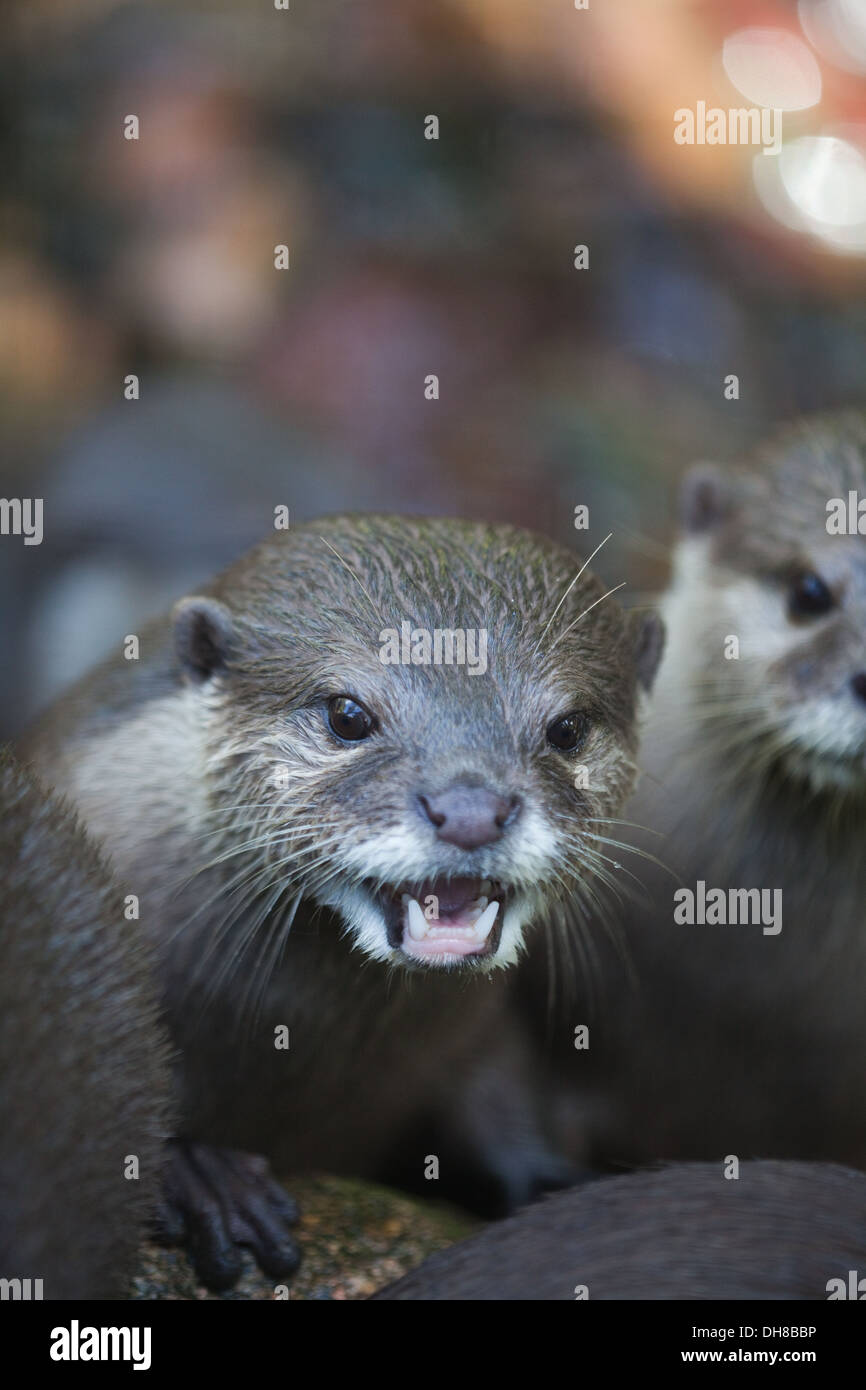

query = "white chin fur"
[[775, 705, 866, 795], [783, 745, 866, 796]]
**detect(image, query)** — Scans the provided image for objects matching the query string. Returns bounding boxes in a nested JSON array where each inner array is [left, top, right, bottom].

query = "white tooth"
[[475, 896, 489, 910], [407, 898, 430, 941], [472, 899, 500, 940]]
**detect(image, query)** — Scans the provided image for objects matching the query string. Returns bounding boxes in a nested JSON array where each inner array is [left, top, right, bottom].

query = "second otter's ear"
[[680, 462, 730, 534], [631, 611, 665, 693], [173, 596, 234, 684]]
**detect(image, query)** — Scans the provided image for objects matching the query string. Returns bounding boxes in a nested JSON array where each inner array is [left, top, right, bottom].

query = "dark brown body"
[[0, 749, 170, 1299], [374, 1160, 866, 1300], [569, 769, 866, 1168]]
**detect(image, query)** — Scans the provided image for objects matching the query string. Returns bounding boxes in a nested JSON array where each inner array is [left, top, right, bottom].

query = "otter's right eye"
[[547, 712, 589, 752], [327, 695, 375, 742], [788, 572, 835, 620]]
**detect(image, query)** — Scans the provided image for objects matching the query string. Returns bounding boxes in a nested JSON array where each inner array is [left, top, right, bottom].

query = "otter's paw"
[[480, 1147, 580, 1218], [154, 1140, 301, 1291]]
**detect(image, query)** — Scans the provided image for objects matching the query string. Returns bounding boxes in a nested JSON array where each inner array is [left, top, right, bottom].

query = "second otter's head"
[[667, 411, 866, 799], [171, 515, 661, 973]]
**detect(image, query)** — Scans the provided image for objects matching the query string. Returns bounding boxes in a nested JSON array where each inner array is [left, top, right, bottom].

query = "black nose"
[[852, 673, 866, 706], [418, 783, 521, 850]]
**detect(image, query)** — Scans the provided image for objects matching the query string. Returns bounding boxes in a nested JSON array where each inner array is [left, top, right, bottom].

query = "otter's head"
[[670, 411, 866, 798], [173, 515, 662, 971]]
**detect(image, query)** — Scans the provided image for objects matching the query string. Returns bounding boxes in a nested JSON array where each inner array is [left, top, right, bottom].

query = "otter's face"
[[675, 445, 866, 796], [174, 518, 663, 972]]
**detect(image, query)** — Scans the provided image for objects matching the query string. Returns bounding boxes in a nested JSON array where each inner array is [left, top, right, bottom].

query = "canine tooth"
[[472, 899, 500, 940], [407, 898, 429, 941]]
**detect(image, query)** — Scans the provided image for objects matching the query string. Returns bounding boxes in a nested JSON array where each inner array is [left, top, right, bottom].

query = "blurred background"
[[2, 0, 866, 733]]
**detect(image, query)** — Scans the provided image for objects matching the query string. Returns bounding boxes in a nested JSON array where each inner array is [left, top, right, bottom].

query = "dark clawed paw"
[[154, 1139, 301, 1291]]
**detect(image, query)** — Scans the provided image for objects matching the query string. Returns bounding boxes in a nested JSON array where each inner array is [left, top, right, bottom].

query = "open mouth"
[[373, 877, 510, 965]]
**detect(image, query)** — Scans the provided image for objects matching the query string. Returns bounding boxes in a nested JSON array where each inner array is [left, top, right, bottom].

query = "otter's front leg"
[[441, 1016, 580, 1215], [384, 1011, 579, 1218], [155, 1141, 300, 1291]]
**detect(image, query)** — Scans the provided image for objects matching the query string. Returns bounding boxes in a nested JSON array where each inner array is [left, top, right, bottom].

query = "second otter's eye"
[[327, 696, 375, 742], [547, 712, 589, 752], [788, 572, 835, 620]]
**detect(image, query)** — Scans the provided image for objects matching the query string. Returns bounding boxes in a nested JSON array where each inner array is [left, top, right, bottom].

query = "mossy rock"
[[133, 1175, 479, 1300]]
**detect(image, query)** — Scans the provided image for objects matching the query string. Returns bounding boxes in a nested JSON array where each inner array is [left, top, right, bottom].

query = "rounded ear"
[[680, 463, 730, 534], [172, 596, 234, 684], [631, 611, 665, 693]]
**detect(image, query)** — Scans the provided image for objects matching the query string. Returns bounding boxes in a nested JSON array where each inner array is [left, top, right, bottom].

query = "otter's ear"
[[631, 611, 665, 693], [172, 596, 234, 684], [680, 462, 730, 534]]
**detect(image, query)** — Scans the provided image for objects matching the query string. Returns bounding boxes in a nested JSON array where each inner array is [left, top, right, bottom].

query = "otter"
[[0, 747, 170, 1299], [373, 1160, 866, 1299], [525, 413, 866, 1171], [19, 514, 663, 1289]]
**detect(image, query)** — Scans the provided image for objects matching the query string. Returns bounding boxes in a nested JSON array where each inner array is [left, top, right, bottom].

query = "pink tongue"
[[422, 877, 479, 916]]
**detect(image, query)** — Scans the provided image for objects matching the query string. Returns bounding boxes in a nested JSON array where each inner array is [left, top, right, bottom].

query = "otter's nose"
[[852, 673, 866, 706], [418, 784, 521, 849]]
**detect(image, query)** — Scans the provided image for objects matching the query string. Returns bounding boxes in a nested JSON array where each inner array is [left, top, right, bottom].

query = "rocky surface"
[[132, 1175, 478, 1300]]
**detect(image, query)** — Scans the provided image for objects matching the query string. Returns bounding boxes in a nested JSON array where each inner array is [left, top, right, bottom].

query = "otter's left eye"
[[547, 712, 589, 752], [327, 695, 375, 742], [788, 572, 835, 620]]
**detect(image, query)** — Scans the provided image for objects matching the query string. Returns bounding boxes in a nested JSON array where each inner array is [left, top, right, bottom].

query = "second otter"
[[533, 413, 866, 1172], [21, 514, 662, 1288]]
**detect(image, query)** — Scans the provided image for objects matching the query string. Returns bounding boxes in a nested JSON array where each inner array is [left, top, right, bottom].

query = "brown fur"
[[525, 414, 866, 1169], [19, 515, 661, 1230], [0, 748, 170, 1299], [374, 1160, 866, 1300]]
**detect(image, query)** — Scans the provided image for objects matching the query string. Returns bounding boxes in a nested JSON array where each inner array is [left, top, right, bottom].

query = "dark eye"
[[547, 712, 589, 752], [327, 696, 375, 742], [788, 572, 835, 620]]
